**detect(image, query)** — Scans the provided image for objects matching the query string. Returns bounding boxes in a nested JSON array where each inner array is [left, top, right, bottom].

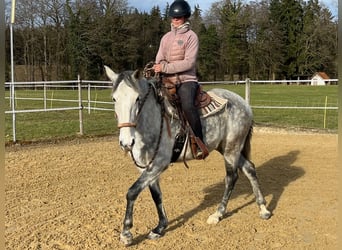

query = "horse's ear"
[[132, 69, 142, 80], [104, 65, 118, 82]]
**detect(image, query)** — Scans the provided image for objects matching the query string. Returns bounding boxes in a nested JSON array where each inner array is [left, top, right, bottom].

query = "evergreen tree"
[[144, 7, 164, 65], [191, 5, 203, 35], [198, 24, 221, 80], [219, 0, 249, 80], [65, 1, 85, 78], [270, 0, 304, 79]]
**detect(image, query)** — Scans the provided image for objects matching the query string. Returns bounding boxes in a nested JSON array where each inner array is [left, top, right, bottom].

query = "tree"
[[190, 5, 202, 35], [246, 1, 284, 79], [219, 0, 249, 80], [198, 24, 221, 80], [45, 0, 68, 80], [142, 7, 164, 65], [269, 0, 304, 79], [66, 0, 130, 79], [299, 0, 337, 77], [14, 0, 40, 81], [4, 0, 337, 81]]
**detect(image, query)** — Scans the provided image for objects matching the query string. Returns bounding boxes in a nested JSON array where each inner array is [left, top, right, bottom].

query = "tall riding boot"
[[177, 82, 209, 159]]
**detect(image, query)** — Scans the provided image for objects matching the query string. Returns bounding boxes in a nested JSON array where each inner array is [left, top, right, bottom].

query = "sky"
[[127, 0, 212, 13], [127, 0, 338, 18]]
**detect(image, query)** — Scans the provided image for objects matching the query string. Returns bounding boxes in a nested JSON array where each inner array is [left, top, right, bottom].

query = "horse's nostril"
[[119, 139, 135, 151]]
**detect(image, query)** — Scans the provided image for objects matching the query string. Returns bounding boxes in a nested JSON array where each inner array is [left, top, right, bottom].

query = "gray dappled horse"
[[104, 66, 271, 245]]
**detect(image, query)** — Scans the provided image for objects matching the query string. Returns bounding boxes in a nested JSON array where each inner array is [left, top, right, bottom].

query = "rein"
[[118, 82, 166, 170]]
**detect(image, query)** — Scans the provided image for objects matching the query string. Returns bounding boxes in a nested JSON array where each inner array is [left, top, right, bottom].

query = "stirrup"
[[195, 146, 208, 160], [191, 136, 209, 160], [196, 147, 204, 159]]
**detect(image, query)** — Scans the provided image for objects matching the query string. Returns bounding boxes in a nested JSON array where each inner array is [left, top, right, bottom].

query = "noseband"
[[117, 122, 137, 128]]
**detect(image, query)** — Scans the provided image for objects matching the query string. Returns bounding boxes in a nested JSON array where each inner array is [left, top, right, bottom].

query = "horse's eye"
[[136, 97, 140, 103], [112, 97, 116, 102]]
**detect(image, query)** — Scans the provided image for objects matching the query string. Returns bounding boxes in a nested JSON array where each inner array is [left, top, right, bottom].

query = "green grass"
[[203, 84, 338, 130], [5, 88, 117, 142], [5, 84, 338, 143]]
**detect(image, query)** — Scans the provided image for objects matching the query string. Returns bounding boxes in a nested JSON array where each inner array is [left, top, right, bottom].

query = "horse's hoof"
[[260, 210, 272, 220], [120, 232, 133, 246], [207, 212, 222, 224], [259, 204, 272, 220], [147, 231, 163, 240]]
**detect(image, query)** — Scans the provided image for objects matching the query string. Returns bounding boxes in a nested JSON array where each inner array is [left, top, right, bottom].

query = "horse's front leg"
[[120, 169, 163, 246], [120, 174, 148, 245], [147, 179, 168, 239], [120, 181, 140, 245]]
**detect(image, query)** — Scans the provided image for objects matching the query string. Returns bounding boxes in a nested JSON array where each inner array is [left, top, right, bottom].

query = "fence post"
[[88, 83, 91, 114], [78, 75, 84, 135], [323, 96, 328, 129], [11, 81, 16, 142], [44, 83, 47, 110], [10, 18, 17, 142], [245, 78, 250, 105]]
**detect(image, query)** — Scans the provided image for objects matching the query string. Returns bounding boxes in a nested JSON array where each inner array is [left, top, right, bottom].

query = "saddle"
[[143, 62, 209, 107], [162, 75, 211, 109], [195, 86, 212, 108]]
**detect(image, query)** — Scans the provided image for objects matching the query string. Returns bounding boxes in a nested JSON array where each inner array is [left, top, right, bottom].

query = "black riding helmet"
[[169, 0, 191, 18]]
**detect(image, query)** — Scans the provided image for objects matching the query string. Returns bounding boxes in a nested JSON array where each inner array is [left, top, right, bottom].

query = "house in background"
[[311, 72, 330, 86]]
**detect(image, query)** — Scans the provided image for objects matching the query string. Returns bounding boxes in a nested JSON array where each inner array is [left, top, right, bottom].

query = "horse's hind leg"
[[147, 179, 168, 239], [240, 155, 271, 219], [207, 154, 239, 224]]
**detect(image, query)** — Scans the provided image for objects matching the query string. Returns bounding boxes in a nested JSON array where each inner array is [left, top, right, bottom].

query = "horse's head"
[[104, 65, 146, 152]]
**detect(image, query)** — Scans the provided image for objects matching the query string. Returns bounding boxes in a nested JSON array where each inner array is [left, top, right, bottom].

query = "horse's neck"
[[136, 92, 180, 142], [136, 92, 162, 136]]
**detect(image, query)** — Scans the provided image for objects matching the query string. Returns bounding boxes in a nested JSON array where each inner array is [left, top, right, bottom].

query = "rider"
[[153, 0, 207, 159]]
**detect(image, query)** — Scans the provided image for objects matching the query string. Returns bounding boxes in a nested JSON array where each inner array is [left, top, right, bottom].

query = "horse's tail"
[[242, 124, 253, 160]]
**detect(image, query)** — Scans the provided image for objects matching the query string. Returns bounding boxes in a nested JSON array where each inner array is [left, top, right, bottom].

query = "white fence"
[[5, 78, 338, 142], [5, 77, 114, 142]]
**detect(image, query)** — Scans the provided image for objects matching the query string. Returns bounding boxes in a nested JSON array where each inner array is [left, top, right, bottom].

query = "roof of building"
[[313, 72, 330, 79]]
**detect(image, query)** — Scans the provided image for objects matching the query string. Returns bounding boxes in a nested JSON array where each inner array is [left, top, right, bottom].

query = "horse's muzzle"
[[120, 138, 135, 152]]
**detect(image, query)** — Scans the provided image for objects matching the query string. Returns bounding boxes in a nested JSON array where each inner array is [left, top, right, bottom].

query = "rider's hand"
[[153, 64, 162, 73]]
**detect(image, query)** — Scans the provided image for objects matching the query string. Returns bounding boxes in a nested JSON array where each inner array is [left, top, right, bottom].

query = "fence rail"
[[5, 78, 338, 142]]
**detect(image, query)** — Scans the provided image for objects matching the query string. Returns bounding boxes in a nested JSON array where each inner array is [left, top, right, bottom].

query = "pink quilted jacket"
[[155, 22, 198, 83]]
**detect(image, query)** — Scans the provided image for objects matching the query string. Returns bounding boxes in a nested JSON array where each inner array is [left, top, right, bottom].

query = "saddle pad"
[[199, 92, 228, 118]]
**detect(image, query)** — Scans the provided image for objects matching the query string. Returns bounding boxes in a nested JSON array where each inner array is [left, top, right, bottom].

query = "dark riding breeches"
[[177, 82, 203, 141]]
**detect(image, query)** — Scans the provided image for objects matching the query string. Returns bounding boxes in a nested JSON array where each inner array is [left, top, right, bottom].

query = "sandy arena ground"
[[5, 128, 338, 249]]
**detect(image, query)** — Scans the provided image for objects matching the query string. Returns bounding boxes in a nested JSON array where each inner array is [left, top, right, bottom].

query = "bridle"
[[116, 83, 153, 129], [116, 79, 166, 170]]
